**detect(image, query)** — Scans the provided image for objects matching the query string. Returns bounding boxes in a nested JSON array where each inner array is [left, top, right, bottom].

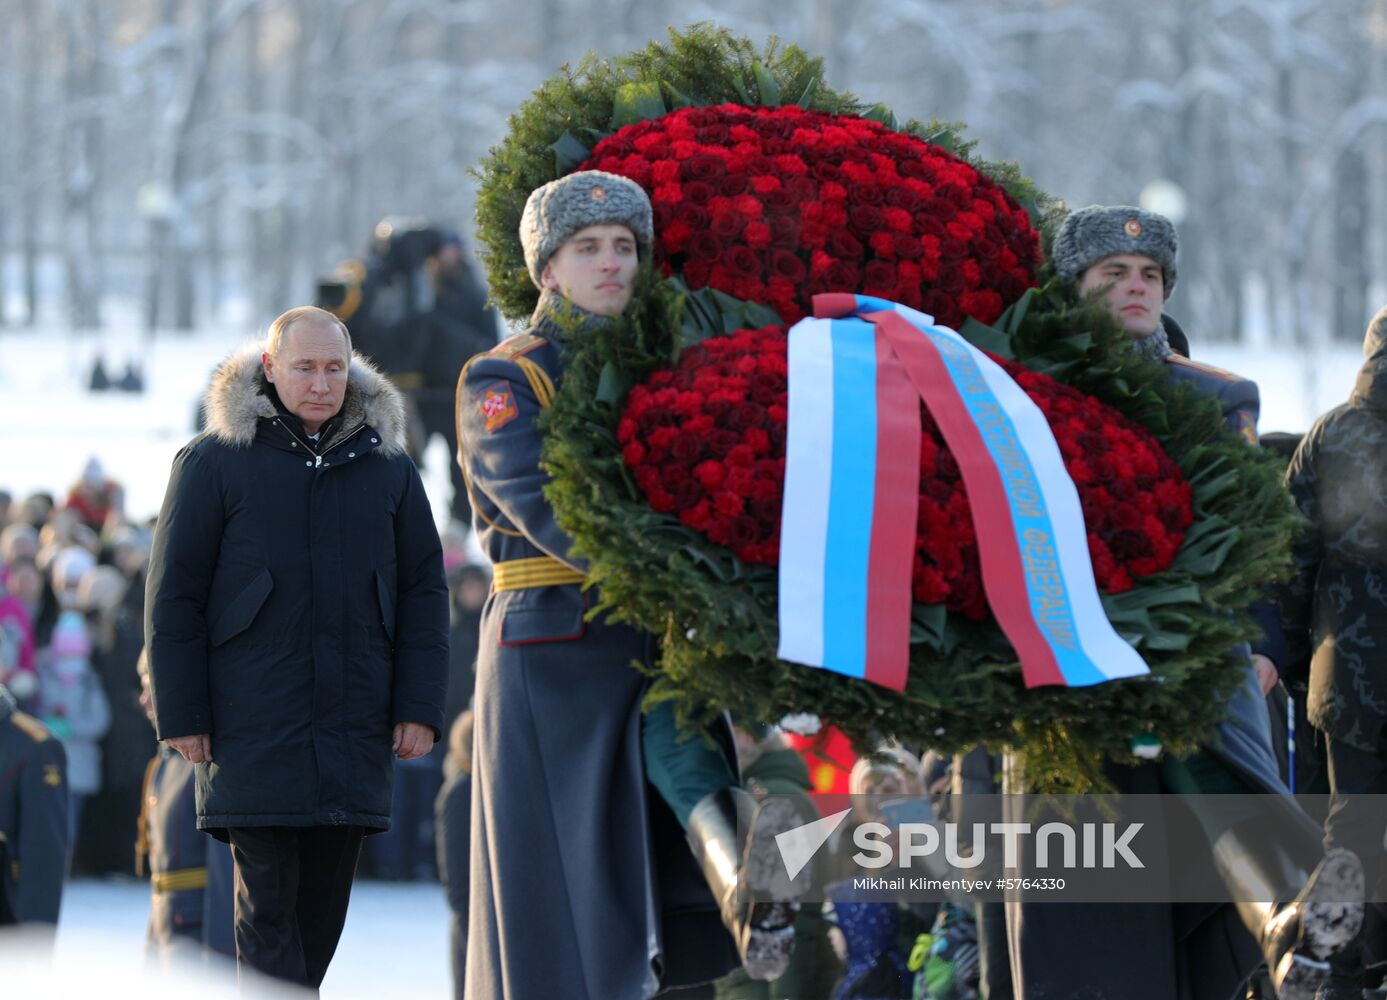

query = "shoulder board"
[[8, 711, 51, 743], [488, 333, 548, 361], [1166, 355, 1243, 383]]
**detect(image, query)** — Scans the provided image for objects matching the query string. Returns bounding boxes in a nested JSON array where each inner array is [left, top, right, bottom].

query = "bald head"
[[265, 305, 352, 359]]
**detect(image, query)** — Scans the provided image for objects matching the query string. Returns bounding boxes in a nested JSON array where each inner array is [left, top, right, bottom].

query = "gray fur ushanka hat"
[[1052, 205, 1178, 298], [519, 170, 654, 288]]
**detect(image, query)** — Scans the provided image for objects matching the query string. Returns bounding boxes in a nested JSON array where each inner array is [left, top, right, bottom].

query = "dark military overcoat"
[[0, 684, 67, 924], [455, 290, 738, 1000], [139, 748, 235, 960], [1006, 353, 1318, 1000]]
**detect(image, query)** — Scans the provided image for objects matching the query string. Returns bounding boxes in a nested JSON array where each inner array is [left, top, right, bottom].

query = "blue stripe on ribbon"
[[914, 324, 1106, 686], [821, 319, 879, 678]]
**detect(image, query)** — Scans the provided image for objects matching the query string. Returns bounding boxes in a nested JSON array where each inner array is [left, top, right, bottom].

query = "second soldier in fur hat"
[[1016, 204, 1364, 1000], [456, 172, 809, 1000], [1053, 205, 1183, 357]]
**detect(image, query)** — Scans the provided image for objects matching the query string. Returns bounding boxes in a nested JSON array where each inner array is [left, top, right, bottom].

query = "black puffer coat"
[[146, 345, 448, 836], [1284, 307, 1387, 751]]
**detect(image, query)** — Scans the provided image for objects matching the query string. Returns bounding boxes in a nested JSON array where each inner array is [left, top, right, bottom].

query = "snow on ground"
[[0, 324, 1366, 523], [1, 877, 451, 998]]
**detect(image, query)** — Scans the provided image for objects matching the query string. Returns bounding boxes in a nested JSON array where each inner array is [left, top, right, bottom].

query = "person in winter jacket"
[[38, 549, 111, 846], [998, 205, 1363, 1000], [1283, 304, 1387, 996], [456, 171, 805, 1000], [146, 305, 449, 990], [0, 578, 38, 707], [77, 564, 151, 876], [64, 457, 123, 534]]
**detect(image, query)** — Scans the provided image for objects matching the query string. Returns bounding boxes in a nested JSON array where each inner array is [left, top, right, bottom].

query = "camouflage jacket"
[[1284, 349, 1387, 750]]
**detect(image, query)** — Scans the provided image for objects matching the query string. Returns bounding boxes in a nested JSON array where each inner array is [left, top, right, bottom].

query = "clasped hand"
[[166, 722, 433, 763]]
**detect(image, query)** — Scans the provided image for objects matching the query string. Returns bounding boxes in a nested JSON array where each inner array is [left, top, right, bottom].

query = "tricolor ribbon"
[[777, 293, 1149, 691]]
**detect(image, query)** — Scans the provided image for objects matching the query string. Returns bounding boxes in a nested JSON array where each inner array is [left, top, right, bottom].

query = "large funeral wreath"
[[473, 25, 1298, 791]]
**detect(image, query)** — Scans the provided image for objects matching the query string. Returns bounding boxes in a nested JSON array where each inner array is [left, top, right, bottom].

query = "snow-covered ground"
[[1, 877, 451, 997], [0, 323, 1366, 522]]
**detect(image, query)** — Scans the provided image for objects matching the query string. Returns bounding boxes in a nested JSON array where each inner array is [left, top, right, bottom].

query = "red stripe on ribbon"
[[868, 311, 1065, 687], [813, 293, 860, 319], [863, 327, 921, 692]]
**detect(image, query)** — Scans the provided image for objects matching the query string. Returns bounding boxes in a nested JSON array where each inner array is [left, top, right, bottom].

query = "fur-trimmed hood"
[[202, 343, 407, 455]]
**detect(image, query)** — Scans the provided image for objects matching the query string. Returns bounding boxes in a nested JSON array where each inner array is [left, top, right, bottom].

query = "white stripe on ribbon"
[[778, 318, 836, 667]]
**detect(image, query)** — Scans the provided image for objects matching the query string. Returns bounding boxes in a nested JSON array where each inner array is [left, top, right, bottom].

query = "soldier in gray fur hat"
[[1009, 205, 1364, 1000], [519, 169, 653, 311], [456, 172, 808, 1000], [1053, 205, 1181, 358]]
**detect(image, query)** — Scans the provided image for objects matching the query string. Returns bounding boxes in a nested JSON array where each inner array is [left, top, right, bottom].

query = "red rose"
[[744, 222, 772, 249], [726, 246, 761, 279], [711, 212, 744, 240], [823, 260, 862, 290], [671, 479, 704, 509], [864, 261, 897, 294], [719, 173, 750, 197], [829, 230, 865, 260], [848, 204, 884, 238], [685, 155, 727, 181], [687, 232, 722, 265], [714, 491, 744, 517], [672, 432, 704, 461], [769, 251, 806, 284], [729, 516, 760, 549]]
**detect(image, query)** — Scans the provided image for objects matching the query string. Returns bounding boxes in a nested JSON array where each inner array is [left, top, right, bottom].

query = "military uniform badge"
[[480, 381, 519, 433]]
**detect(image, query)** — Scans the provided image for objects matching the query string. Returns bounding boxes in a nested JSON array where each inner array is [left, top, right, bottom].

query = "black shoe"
[[1214, 820, 1365, 1000], [1262, 849, 1365, 1000], [685, 788, 809, 981]]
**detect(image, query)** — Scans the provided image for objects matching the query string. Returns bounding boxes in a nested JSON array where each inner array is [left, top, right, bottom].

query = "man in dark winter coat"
[[456, 171, 804, 1000], [1283, 304, 1387, 995], [146, 305, 449, 989], [996, 206, 1362, 1000]]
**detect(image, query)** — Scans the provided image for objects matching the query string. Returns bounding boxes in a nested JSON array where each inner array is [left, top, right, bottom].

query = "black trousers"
[[226, 825, 365, 989]]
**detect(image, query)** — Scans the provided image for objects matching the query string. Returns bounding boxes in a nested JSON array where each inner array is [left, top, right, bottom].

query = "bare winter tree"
[[2, 0, 1384, 347]]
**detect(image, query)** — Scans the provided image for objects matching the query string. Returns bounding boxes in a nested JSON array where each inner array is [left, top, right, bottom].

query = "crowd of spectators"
[[0, 461, 149, 875], [0, 460, 487, 883]]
